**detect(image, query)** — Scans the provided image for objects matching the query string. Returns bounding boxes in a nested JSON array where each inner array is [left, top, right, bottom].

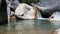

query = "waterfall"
[[37, 10, 48, 20], [37, 10, 42, 19]]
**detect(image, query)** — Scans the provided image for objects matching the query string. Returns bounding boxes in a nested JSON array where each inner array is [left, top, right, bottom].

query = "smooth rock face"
[[15, 3, 38, 19], [48, 12, 60, 21]]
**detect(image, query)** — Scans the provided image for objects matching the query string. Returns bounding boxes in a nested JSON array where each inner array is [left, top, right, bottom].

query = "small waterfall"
[[37, 10, 48, 20], [37, 10, 42, 19]]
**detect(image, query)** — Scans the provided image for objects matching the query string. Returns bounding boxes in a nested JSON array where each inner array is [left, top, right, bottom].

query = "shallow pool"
[[0, 20, 60, 34]]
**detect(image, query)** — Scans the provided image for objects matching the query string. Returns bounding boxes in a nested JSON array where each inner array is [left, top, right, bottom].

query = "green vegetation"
[[18, 0, 39, 5]]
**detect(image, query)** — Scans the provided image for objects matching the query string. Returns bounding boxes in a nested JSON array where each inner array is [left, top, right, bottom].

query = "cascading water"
[[37, 10, 42, 19], [37, 10, 48, 20]]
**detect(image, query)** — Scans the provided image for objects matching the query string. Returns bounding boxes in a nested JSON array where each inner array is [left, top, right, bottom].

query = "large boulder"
[[48, 12, 60, 21], [33, 0, 60, 18], [15, 3, 38, 19]]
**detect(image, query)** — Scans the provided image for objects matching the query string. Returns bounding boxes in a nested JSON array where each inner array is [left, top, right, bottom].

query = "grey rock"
[[33, 0, 60, 18]]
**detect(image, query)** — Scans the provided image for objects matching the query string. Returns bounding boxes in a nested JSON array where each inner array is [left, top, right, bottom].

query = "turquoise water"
[[0, 20, 60, 34]]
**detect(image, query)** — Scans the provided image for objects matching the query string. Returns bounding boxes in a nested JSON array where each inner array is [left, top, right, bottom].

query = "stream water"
[[0, 0, 60, 34], [0, 20, 60, 34]]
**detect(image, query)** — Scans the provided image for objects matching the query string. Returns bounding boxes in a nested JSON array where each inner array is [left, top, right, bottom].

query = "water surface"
[[0, 20, 60, 34]]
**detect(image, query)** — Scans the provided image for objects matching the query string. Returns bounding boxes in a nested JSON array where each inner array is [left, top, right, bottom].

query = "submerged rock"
[[15, 3, 38, 19], [53, 29, 60, 34], [48, 12, 60, 21]]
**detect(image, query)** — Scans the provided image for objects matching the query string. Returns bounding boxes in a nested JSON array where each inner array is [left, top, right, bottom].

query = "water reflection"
[[0, 20, 60, 34], [15, 20, 35, 30], [35, 20, 60, 30]]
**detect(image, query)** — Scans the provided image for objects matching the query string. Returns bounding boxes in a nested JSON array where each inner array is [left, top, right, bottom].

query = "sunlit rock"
[[15, 3, 38, 19], [48, 12, 60, 21]]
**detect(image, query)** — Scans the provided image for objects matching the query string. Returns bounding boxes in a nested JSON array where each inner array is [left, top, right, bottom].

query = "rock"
[[10, 0, 20, 13], [48, 12, 60, 21], [0, 0, 7, 25], [10, 15, 16, 21], [15, 3, 38, 19], [11, 11, 15, 16], [11, 0, 20, 10], [33, 0, 60, 18], [53, 29, 60, 34]]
